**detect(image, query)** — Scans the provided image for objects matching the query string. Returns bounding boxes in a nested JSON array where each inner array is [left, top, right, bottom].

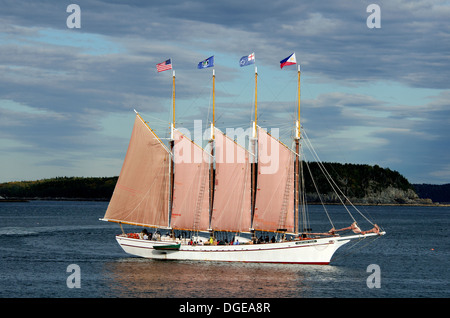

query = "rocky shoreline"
[[305, 186, 439, 206], [2, 195, 447, 206]]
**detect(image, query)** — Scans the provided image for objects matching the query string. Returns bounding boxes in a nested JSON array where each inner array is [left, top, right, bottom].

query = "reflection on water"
[[103, 258, 345, 298]]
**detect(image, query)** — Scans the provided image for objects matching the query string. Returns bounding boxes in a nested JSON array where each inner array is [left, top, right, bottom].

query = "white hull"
[[115, 233, 382, 265]]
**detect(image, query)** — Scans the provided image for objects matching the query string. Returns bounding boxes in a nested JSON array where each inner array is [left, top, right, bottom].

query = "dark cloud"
[[3, 0, 448, 87], [0, 0, 449, 183]]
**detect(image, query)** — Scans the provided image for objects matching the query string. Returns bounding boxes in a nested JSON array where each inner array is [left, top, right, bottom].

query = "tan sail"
[[210, 127, 252, 232], [170, 128, 210, 231], [103, 114, 171, 228], [253, 126, 295, 232]]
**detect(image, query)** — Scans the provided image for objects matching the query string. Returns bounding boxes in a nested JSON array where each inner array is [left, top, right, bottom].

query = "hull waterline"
[[114, 232, 384, 264]]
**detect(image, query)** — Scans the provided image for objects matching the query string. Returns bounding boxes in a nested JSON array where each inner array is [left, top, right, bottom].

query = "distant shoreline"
[[0, 199, 30, 202], [1, 175, 448, 207], [1, 197, 448, 207], [308, 201, 450, 207], [0, 197, 109, 202]]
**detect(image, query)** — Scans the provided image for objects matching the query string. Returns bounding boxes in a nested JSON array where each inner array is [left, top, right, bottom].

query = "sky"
[[0, 0, 449, 184]]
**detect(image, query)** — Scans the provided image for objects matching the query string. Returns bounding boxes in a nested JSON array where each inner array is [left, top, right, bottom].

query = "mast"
[[294, 64, 300, 234], [172, 70, 176, 127], [212, 69, 215, 139], [297, 65, 301, 139], [209, 69, 216, 230], [169, 70, 176, 227], [254, 66, 258, 137], [251, 66, 258, 231]]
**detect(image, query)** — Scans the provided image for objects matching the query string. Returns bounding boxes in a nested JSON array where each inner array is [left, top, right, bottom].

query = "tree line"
[[0, 163, 417, 201], [413, 183, 450, 204], [0, 176, 118, 200]]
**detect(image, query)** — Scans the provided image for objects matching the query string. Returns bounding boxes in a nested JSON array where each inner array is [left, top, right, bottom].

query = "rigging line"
[[258, 72, 298, 113], [254, 78, 297, 129], [298, 145, 311, 232], [194, 159, 209, 231], [175, 78, 211, 123], [138, 113, 169, 124], [173, 129, 213, 159], [303, 154, 335, 229], [218, 74, 253, 107], [137, 115, 170, 134], [302, 127, 374, 226], [277, 149, 294, 230], [205, 79, 215, 131], [137, 114, 171, 154], [301, 127, 375, 226], [299, 156, 310, 232], [301, 128, 357, 222]]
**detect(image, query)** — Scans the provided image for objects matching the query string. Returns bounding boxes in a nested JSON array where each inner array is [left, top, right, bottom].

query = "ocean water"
[[0, 200, 448, 301]]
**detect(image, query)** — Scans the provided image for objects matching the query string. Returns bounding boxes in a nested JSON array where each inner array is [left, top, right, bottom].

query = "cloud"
[[4, 1, 449, 87], [429, 164, 450, 183], [0, 0, 449, 183]]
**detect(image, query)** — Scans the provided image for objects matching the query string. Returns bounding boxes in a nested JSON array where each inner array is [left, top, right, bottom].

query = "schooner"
[[101, 55, 385, 264]]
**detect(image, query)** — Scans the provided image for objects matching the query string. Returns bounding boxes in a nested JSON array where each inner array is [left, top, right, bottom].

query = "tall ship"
[[101, 54, 385, 264]]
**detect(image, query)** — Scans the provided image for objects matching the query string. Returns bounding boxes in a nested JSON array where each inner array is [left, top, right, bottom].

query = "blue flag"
[[239, 53, 255, 67], [198, 56, 214, 69]]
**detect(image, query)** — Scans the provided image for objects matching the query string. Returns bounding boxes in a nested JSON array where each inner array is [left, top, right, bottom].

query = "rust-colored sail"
[[253, 127, 295, 232], [170, 129, 210, 231], [103, 114, 171, 228], [210, 127, 252, 232]]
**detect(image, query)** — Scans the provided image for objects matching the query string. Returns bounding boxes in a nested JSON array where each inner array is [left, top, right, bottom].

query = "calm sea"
[[0, 200, 448, 306]]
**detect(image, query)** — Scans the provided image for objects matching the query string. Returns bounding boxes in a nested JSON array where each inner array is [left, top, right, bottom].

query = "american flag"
[[156, 59, 172, 72]]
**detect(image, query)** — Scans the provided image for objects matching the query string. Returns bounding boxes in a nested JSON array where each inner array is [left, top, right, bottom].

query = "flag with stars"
[[239, 53, 255, 67], [156, 59, 172, 72]]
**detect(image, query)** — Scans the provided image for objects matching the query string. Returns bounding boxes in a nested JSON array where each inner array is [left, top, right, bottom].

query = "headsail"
[[170, 128, 210, 231], [103, 114, 171, 228], [253, 126, 295, 232], [210, 127, 252, 232]]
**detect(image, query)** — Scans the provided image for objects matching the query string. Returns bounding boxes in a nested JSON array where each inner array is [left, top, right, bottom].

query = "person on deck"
[[140, 229, 149, 240]]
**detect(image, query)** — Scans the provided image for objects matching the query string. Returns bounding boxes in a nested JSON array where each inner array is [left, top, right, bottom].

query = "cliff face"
[[306, 187, 432, 205], [358, 186, 429, 204], [302, 162, 433, 205]]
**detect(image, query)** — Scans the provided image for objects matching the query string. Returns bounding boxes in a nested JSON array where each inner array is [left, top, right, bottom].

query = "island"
[[0, 163, 447, 205]]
